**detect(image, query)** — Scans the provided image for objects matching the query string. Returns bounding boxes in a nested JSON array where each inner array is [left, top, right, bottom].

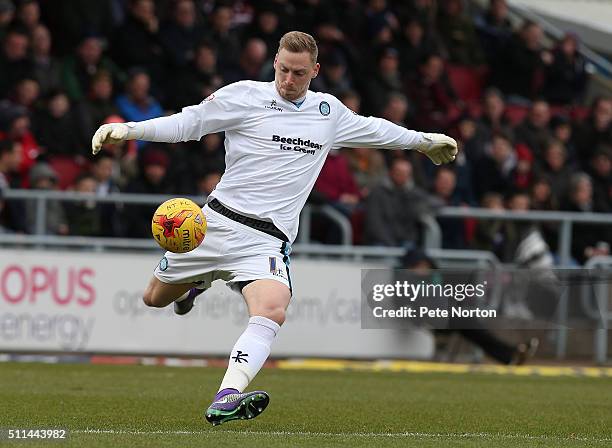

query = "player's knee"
[[142, 286, 161, 308], [260, 306, 286, 326]]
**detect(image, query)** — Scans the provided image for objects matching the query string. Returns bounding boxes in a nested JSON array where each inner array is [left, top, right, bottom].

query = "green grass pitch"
[[1, 362, 611, 447]]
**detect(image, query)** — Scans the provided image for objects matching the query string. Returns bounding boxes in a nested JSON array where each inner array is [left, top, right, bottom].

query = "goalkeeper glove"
[[415, 133, 458, 165], [91, 123, 130, 155]]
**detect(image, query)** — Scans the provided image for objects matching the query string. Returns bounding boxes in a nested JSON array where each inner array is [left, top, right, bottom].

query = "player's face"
[[274, 48, 319, 101]]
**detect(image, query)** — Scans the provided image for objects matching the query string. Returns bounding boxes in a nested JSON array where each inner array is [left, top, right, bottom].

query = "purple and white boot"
[[205, 388, 270, 426]]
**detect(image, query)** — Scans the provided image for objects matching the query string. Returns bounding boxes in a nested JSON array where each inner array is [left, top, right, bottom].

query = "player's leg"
[[142, 276, 196, 308], [205, 279, 290, 426]]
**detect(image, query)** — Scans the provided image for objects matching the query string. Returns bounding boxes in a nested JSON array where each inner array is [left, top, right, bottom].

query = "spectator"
[[41, 0, 114, 56], [495, 21, 551, 102], [562, 173, 611, 264], [14, 0, 40, 32], [402, 0, 437, 30], [65, 173, 102, 236], [32, 90, 82, 156], [529, 174, 559, 250], [458, 114, 486, 164], [400, 247, 539, 365], [530, 175, 557, 211], [159, 0, 205, 69], [513, 144, 534, 190], [338, 89, 361, 114], [514, 99, 552, 158], [364, 158, 439, 246], [310, 50, 353, 97], [94, 115, 138, 187], [364, 2, 396, 56], [75, 70, 120, 144], [535, 140, 572, 205], [124, 146, 173, 237], [363, 46, 402, 115], [503, 190, 554, 267], [0, 0, 15, 41], [397, 17, 444, 73], [0, 138, 23, 232], [344, 147, 387, 197], [91, 152, 123, 236], [115, 69, 163, 149], [406, 53, 461, 131], [0, 27, 32, 98], [243, 5, 285, 60], [544, 33, 587, 105], [111, 0, 164, 84], [0, 106, 39, 183], [431, 166, 467, 248], [549, 114, 576, 164], [222, 37, 269, 83], [29, 24, 62, 96], [472, 191, 505, 254], [587, 148, 612, 213], [203, 4, 241, 72], [436, 0, 484, 66], [11, 78, 40, 111], [474, 131, 517, 200], [475, 87, 512, 152], [379, 91, 428, 187], [24, 162, 68, 234], [313, 148, 361, 217], [574, 96, 612, 167], [474, 0, 513, 66], [61, 34, 124, 101], [170, 41, 223, 111]]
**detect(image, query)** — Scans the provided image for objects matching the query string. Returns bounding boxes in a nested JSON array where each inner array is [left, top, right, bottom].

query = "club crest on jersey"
[[319, 101, 330, 116], [265, 99, 283, 112]]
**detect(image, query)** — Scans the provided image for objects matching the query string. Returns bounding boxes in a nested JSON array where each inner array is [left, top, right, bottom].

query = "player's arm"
[[332, 99, 457, 165], [91, 82, 252, 154]]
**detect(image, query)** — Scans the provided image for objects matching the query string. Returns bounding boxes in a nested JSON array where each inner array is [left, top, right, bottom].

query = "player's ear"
[[312, 62, 320, 79]]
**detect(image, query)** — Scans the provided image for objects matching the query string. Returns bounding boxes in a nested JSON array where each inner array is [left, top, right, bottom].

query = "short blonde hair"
[[278, 31, 318, 64]]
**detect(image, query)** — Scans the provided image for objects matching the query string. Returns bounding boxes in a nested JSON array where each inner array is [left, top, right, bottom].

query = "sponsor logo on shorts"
[[319, 101, 330, 116], [159, 257, 168, 271], [272, 134, 322, 156], [269, 257, 287, 280]]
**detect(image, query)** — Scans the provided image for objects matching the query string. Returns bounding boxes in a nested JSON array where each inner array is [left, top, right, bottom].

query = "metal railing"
[[436, 207, 612, 267], [1, 189, 354, 245], [3, 189, 612, 267]]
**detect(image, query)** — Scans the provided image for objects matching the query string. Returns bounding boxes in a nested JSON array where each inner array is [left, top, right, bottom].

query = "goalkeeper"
[[91, 31, 457, 426]]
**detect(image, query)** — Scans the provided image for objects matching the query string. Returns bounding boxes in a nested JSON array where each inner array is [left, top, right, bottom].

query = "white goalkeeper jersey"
[[137, 80, 425, 242]]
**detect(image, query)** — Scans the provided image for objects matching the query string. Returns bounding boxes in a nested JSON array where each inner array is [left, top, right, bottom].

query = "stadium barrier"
[[1, 190, 611, 362], [0, 247, 436, 358], [582, 256, 612, 364]]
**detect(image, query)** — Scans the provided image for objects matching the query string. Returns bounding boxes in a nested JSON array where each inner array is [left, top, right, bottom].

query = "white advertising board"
[[0, 249, 433, 359]]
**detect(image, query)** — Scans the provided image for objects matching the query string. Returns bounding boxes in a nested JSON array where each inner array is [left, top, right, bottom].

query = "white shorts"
[[154, 204, 292, 292]]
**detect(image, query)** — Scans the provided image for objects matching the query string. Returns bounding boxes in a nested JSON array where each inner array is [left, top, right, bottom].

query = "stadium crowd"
[[0, 0, 610, 265]]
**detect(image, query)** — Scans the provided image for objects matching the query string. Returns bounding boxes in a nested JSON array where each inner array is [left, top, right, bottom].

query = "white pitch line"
[[73, 429, 612, 443]]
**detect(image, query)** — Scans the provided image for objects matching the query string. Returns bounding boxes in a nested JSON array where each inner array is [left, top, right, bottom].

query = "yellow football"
[[151, 198, 206, 253]]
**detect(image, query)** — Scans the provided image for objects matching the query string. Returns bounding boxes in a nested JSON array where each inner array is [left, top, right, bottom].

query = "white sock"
[[218, 316, 280, 392]]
